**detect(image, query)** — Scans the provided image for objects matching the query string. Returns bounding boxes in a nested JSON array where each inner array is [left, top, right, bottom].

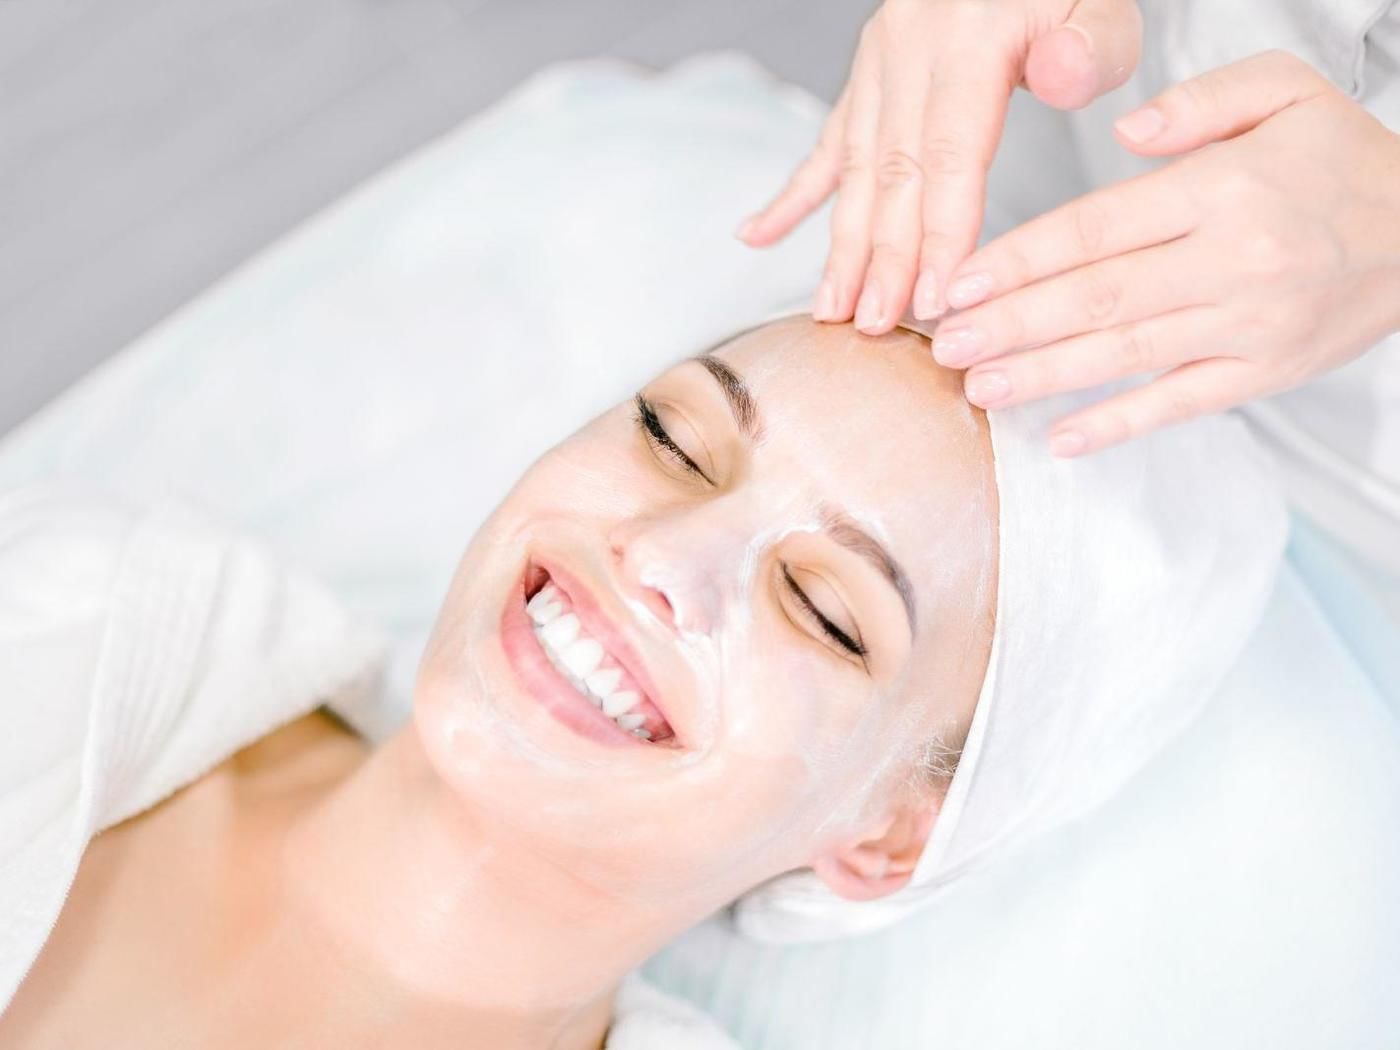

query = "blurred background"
[[0, 0, 870, 436]]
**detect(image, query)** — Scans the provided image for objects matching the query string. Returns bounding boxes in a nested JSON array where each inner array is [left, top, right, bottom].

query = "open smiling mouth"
[[508, 562, 679, 748]]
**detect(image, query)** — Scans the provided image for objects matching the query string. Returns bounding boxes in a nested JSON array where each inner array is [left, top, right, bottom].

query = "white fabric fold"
[[0, 484, 387, 1010], [733, 332, 1289, 941]]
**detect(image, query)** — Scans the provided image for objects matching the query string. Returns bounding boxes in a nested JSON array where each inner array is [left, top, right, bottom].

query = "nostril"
[[643, 587, 676, 629]]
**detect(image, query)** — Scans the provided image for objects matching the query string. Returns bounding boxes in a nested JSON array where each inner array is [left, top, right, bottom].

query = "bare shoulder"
[[223, 707, 370, 798]]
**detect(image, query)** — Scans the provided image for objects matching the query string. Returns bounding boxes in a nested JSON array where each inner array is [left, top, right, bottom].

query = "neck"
[[257, 726, 668, 1050]]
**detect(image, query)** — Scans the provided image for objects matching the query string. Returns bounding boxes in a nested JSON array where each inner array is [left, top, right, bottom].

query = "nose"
[[608, 508, 741, 636]]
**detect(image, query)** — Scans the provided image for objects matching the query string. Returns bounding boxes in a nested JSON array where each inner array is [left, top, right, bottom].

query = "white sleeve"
[[0, 486, 135, 824], [1147, 0, 1400, 102], [0, 486, 140, 1011], [1105, 3, 1400, 596]]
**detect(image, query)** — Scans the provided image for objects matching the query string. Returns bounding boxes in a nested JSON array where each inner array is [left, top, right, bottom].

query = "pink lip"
[[499, 558, 681, 750]]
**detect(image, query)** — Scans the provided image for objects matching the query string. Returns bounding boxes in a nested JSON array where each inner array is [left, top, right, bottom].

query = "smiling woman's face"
[[415, 318, 997, 914]]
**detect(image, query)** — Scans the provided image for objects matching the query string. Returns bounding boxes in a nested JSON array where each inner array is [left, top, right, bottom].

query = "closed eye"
[[634, 394, 714, 484], [782, 564, 869, 666]]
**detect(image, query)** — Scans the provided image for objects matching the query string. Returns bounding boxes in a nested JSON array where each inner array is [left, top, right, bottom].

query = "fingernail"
[[931, 325, 986, 367], [912, 271, 941, 320], [965, 371, 1010, 407], [855, 282, 885, 332], [947, 272, 994, 310], [1114, 106, 1167, 145], [735, 216, 757, 241], [1050, 429, 1088, 457], [812, 277, 838, 322]]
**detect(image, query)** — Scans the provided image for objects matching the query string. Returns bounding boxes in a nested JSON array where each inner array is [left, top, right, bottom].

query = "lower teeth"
[[535, 624, 651, 740]]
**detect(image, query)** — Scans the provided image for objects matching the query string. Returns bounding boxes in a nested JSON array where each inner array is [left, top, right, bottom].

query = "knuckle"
[[1093, 408, 1134, 447], [997, 244, 1034, 287], [919, 230, 954, 270], [839, 141, 865, 173], [870, 239, 915, 267], [1160, 388, 1202, 426], [1115, 327, 1156, 372], [1240, 231, 1292, 280], [1176, 71, 1227, 116], [1214, 167, 1261, 204], [1078, 272, 1123, 324], [811, 124, 843, 164], [1070, 200, 1110, 258], [921, 136, 973, 179], [838, 143, 871, 184], [875, 148, 924, 191]]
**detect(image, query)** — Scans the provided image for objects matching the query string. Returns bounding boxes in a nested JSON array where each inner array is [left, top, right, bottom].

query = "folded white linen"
[[0, 485, 384, 1010]]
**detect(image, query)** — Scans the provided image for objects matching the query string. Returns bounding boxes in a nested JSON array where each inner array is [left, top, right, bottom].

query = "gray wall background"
[[0, 0, 871, 437]]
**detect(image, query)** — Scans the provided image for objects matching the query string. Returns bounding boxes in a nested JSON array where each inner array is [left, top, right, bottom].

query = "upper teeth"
[[527, 582, 650, 738]]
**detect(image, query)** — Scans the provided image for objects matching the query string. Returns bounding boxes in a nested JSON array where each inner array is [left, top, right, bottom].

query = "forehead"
[[710, 318, 997, 613], [721, 318, 974, 438]]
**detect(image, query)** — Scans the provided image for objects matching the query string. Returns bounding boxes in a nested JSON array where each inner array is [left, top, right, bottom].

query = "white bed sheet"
[[1, 54, 1396, 1049]]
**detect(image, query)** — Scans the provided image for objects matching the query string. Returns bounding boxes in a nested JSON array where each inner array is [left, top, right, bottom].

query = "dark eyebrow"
[[693, 354, 761, 439], [690, 355, 915, 631], [820, 506, 917, 633]]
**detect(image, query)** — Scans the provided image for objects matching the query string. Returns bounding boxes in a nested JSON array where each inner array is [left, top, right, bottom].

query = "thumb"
[[1112, 49, 1330, 155], [1024, 0, 1143, 110]]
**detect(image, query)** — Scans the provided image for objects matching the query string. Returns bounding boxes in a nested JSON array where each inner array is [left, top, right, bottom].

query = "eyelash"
[[782, 565, 869, 661], [633, 395, 711, 482], [633, 393, 868, 666]]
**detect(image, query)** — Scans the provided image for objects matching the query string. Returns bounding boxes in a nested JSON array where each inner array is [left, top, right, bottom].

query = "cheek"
[[706, 621, 899, 837]]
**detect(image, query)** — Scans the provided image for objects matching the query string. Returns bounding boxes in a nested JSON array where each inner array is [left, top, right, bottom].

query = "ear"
[[810, 799, 940, 902]]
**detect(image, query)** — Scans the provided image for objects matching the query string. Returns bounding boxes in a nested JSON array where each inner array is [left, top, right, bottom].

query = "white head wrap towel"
[[733, 319, 1289, 942]]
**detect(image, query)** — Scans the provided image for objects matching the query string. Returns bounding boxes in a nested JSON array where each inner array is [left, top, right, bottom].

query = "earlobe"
[[811, 850, 917, 902], [811, 803, 939, 902]]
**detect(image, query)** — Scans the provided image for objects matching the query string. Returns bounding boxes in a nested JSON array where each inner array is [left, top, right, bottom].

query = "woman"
[[0, 316, 1280, 1046]]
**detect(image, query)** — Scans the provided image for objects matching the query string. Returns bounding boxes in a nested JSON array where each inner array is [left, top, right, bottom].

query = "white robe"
[[1067, 0, 1400, 585], [0, 485, 736, 1048]]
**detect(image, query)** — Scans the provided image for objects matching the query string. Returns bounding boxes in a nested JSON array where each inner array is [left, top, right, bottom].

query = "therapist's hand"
[[941, 50, 1400, 456], [735, 0, 1143, 330]]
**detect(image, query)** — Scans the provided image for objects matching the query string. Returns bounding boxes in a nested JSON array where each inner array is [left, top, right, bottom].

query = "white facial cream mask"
[[411, 316, 998, 916]]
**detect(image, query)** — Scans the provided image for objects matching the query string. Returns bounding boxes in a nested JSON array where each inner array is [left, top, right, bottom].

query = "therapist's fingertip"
[[946, 271, 994, 310], [965, 370, 1010, 408], [734, 215, 759, 241], [854, 281, 886, 333], [912, 271, 941, 320], [1049, 429, 1089, 457], [1025, 25, 1099, 110], [811, 277, 838, 322], [1114, 105, 1167, 146]]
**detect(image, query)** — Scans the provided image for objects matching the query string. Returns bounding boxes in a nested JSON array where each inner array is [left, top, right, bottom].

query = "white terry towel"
[[0, 484, 386, 1009], [734, 362, 1291, 941], [0, 485, 737, 1048]]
